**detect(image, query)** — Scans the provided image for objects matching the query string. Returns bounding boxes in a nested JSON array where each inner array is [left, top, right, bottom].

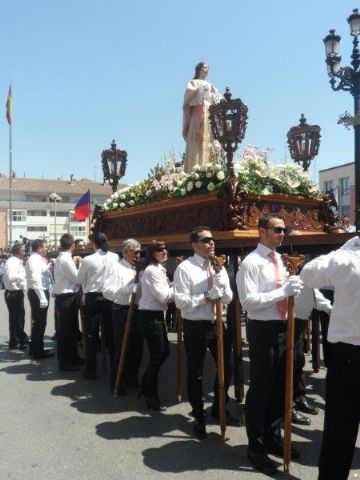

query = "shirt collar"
[[121, 258, 133, 269], [257, 242, 276, 258], [192, 253, 209, 268]]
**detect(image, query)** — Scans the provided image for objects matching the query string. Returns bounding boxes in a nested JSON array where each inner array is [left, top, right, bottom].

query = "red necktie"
[[206, 261, 216, 313], [269, 251, 287, 320]]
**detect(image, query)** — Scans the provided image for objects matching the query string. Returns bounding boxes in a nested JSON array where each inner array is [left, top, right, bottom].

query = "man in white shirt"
[[237, 214, 302, 476], [292, 284, 332, 425], [54, 233, 82, 372], [102, 238, 144, 393], [4, 243, 28, 350], [25, 239, 54, 359], [300, 236, 360, 480], [77, 231, 118, 379], [174, 225, 235, 440]]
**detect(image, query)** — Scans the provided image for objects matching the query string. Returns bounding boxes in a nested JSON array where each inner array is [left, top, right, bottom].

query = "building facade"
[[319, 162, 355, 223], [0, 176, 118, 248]]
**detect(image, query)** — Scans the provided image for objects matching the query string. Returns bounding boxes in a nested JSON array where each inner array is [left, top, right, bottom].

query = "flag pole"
[[8, 88, 13, 248]]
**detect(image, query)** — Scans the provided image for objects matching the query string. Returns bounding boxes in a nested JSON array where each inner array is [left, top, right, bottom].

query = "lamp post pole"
[[49, 193, 62, 249], [323, 9, 360, 228]]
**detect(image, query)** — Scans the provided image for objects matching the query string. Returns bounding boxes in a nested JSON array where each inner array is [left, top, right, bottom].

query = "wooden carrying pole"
[[175, 256, 184, 403], [210, 255, 227, 440], [282, 254, 304, 474], [113, 263, 141, 397]]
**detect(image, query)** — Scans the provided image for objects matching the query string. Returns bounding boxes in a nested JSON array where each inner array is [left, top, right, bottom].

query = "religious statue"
[[182, 62, 221, 173]]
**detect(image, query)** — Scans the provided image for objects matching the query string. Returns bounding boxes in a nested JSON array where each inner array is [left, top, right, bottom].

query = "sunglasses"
[[155, 246, 167, 252], [264, 227, 289, 235], [197, 237, 215, 244]]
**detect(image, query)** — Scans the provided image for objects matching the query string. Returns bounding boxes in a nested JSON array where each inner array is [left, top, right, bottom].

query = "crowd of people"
[[2, 217, 359, 479]]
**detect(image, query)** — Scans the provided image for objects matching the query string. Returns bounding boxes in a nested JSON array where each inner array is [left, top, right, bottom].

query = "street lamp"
[[209, 87, 248, 180], [101, 139, 127, 193], [323, 8, 360, 228], [287, 114, 321, 171], [49, 192, 62, 249]]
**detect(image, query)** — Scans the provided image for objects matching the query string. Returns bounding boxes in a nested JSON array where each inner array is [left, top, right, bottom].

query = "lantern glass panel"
[[324, 32, 340, 56], [348, 10, 360, 36]]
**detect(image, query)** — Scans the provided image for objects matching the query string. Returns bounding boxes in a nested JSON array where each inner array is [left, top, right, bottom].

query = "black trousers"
[[136, 310, 169, 398], [5, 289, 26, 347], [245, 320, 286, 453], [318, 342, 360, 480], [28, 288, 50, 356], [183, 319, 233, 420], [83, 292, 114, 374], [293, 318, 307, 402], [55, 293, 79, 367], [110, 304, 144, 387]]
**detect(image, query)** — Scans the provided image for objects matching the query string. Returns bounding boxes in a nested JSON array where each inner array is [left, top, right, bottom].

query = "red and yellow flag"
[[6, 86, 12, 125]]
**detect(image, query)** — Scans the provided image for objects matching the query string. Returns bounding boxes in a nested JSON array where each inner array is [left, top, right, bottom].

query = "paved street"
[[1, 291, 360, 480]]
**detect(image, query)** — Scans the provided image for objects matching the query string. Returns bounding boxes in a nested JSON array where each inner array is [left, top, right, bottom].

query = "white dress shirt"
[[3, 256, 27, 291], [25, 252, 53, 302], [53, 251, 78, 294], [77, 249, 118, 294], [102, 258, 138, 305], [174, 253, 233, 321], [294, 285, 332, 320], [237, 243, 289, 321], [139, 263, 173, 311], [301, 247, 360, 345]]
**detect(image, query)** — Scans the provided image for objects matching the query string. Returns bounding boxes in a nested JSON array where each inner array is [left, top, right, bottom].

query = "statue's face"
[[199, 64, 208, 79]]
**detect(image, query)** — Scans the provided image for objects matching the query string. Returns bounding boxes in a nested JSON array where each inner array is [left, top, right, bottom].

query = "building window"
[[26, 194, 48, 202], [340, 177, 350, 218], [28, 210, 47, 216], [323, 180, 333, 192], [70, 225, 86, 237], [27, 226, 47, 232], [49, 211, 69, 217], [12, 210, 26, 222]]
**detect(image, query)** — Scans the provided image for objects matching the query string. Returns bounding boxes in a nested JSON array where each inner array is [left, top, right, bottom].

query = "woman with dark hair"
[[137, 240, 173, 411], [182, 62, 221, 173]]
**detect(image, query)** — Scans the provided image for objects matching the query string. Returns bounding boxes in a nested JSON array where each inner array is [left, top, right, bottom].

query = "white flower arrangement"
[[101, 149, 321, 213]]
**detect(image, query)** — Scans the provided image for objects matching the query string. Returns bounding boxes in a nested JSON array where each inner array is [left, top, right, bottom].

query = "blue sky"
[[0, 0, 358, 186]]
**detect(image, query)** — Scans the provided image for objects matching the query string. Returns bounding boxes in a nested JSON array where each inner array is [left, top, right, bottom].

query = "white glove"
[[131, 283, 138, 294], [207, 285, 223, 301], [213, 272, 226, 289], [283, 275, 303, 297], [39, 298, 48, 309]]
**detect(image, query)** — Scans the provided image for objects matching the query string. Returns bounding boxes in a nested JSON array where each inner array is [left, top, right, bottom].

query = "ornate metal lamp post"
[[287, 114, 321, 171], [49, 192, 62, 249], [209, 87, 248, 179], [101, 139, 127, 193], [323, 8, 360, 228]]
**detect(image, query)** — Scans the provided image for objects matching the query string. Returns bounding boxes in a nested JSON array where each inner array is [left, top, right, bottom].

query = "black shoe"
[[8, 343, 18, 350], [59, 364, 80, 372], [51, 333, 57, 341], [145, 396, 166, 412], [295, 398, 319, 415], [83, 370, 98, 380], [292, 409, 311, 426], [247, 448, 277, 476], [18, 344, 27, 351], [189, 409, 207, 418], [193, 418, 207, 440], [267, 438, 301, 460], [211, 407, 243, 427], [32, 350, 54, 359]]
